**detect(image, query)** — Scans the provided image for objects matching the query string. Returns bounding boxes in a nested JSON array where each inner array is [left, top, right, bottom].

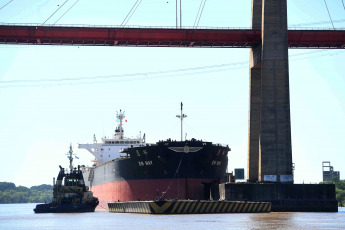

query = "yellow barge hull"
[[108, 200, 271, 214]]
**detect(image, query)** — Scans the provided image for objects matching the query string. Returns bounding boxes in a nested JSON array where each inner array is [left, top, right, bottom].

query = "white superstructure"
[[78, 110, 145, 164]]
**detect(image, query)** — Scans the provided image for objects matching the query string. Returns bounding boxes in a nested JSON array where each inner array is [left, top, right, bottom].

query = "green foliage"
[[0, 182, 52, 204], [320, 178, 345, 206], [30, 184, 53, 191], [0, 182, 16, 191]]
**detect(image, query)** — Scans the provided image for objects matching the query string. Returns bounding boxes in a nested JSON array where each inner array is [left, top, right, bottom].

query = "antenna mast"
[[116, 110, 125, 139], [68, 144, 74, 172], [176, 102, 187, 141]]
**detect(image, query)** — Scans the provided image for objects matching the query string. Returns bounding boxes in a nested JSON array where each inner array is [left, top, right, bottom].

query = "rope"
[[0, 0, 14, 10], [53, 0, 80, 25], [323, 0, 335, 29], [159, 151, 185, 199], [98, 203, 109, 210], [42, 0, 69, 26]]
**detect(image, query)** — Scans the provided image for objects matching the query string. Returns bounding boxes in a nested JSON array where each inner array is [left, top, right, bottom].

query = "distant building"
[[322, 161, 340, 182]]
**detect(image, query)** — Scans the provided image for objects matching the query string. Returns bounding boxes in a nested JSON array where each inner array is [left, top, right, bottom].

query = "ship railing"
[[213, 143, 230, 147], [88, 168, 95, 182]]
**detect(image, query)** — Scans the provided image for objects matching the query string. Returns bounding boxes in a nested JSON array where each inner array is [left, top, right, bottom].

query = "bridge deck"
[[0, 25, 344, 48]]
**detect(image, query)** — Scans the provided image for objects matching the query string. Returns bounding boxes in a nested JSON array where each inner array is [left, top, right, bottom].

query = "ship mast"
[[176, 102, 187, 141], [116, 110, 125, 139]]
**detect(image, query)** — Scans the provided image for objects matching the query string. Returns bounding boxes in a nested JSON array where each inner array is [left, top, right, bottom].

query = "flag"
[[125, 120, 127, 122]]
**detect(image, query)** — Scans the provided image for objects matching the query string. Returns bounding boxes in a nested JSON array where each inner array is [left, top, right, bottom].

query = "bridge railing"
[[1, 22, 344, 31], [288, 26, 345, 31], [0, 22, 251, 30]]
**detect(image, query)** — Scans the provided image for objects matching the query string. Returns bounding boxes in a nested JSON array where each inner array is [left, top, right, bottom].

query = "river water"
[[0, 204, 344, 230]]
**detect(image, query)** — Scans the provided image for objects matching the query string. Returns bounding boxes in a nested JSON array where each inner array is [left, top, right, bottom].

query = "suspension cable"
[[291, 19, 345, 27], [194, 0, 207, 29], [1, 50, 340, 88], [121, 0, 139, 26], [53, 0, 80, 25], [121, 0, 143, 27], [42, 0, 69, 26], [123, 0, 143, 26], [193, 0, 203, 28], [323, 0, 335, 29], [176, 0, 178, 28], [196, 0, 207, 28], [124, 0, 143, 26], [0, 0, 14, 11]]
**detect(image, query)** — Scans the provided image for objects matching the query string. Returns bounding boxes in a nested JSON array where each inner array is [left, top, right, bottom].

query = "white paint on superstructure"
[[78, 110, 145, 164]]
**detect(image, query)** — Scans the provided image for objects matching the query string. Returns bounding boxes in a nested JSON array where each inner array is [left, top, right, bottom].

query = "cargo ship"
[[79, 104, 230, 208]]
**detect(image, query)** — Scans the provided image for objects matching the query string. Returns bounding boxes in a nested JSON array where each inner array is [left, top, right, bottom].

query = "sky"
[[0, 0, 344, 187]]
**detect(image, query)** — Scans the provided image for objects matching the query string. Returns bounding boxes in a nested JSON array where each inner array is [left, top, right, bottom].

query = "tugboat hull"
[[34, 202, 98, 213]]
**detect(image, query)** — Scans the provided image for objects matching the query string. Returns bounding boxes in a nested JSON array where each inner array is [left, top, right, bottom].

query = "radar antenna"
[[93, 134, 97, 144], [66, 144, 76, 172], [176, 102, 187, 141]]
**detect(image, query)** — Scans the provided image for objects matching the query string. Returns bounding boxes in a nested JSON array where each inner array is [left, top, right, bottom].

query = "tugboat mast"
[[176, 102, 187, 141], [68, 144, 74, 172]]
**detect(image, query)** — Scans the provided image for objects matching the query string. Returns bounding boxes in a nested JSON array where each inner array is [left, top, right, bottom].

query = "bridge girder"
[[0, 25, 344, 48]]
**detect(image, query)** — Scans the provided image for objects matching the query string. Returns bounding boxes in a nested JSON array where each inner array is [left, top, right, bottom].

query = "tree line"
[[0, 182, 52, 204], [320, 178, 345, 206], [1, 180, 344, 205]]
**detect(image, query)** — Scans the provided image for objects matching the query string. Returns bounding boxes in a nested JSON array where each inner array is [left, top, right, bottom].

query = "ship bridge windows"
[[64, 178, 78, 186], [104, 140, 140, 144]]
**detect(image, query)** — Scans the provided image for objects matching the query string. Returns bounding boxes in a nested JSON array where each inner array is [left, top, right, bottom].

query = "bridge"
[[0, 24, 344, 48], [0, 0, 344, 184]]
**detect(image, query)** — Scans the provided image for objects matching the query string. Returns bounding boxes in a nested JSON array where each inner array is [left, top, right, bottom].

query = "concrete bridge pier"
[[248, 0, 262, 183], [248, 0, 293, 183]]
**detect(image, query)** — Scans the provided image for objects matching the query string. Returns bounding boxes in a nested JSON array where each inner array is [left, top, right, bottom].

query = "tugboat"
[[34, 145, 99, 213]]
